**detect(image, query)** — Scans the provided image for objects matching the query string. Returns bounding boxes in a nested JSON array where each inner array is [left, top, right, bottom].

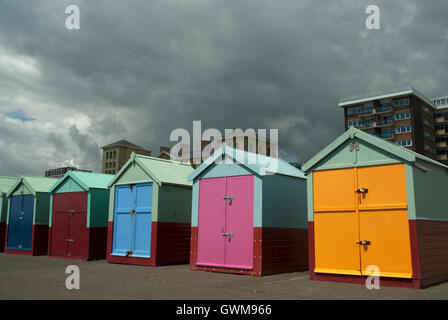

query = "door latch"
[[126, 250, 133, 257], [357, 240, 371, 250], [222, 232, 234, 242], [355, 188, 368, 194], [223, 196, 234, 205], [130, 209, 135, 215], [65, 239, 74, 242]]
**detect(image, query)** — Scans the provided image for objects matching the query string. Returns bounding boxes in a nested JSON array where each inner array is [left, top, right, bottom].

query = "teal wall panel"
[[307, 174, 314, 222], [12, 184, 32, 196], [261, 175, 307, 228], [89, 189, 110, 228], [191, 181, 199, 227], [200, 162, 253, 179], [313, 138, 403, 171], [53, 177, 85, 193], [0, 195, 6, 223], [157, 185, 192, 223], [412, 161, 448, 221], [34, 193, 51, 225]]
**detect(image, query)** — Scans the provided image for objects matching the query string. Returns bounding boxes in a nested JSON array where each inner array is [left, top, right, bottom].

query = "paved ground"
[[1, 253, 448, 299]]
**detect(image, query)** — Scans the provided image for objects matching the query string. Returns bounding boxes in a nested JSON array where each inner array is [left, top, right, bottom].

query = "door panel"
[[313, 169, 360, 275], [359, 211, 413, 278], [313, 165, 413, 279], [224, 175, 254, 269], [132, 184, 152, 258], [357, 164, 407, 210], [112, 185, 133, 256], [20, 195, 34, 251], [7, 196, 23, 250], [67, 193, 88, 258], [313, 169, 356, 212], [51, 194, 69, 256], [314, 212, 361, 275], [197, 177, 226, 267]]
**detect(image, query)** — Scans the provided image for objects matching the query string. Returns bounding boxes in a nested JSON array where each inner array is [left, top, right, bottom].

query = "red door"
[[51, 192, 88, 258], [196, 175, 254, 269]]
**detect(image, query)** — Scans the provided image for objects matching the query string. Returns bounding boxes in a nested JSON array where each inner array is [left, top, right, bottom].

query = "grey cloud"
[[0, 0, 446, 176]]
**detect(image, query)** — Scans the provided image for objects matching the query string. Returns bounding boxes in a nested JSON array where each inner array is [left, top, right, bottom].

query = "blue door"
[[112, 183, 152, 258], [7, 195, 34, 251]]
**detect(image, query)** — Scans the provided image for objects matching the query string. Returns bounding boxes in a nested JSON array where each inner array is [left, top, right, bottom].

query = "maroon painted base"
[[106, 221, 191, 267], [190, 226, 308, 276], [310, 272, 421, 289], [0, 222, 5, 252], [4, 224, 49, 256]]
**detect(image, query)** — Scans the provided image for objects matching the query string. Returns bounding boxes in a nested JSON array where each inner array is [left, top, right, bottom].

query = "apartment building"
[[101, 140, 151, 174], [339, 86, 443, 162], [433, 96, 448, 161], [44, 167, 91, 178]]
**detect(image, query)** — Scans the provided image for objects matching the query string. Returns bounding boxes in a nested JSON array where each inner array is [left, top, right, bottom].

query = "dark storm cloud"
[[0, 0, 446, 175]]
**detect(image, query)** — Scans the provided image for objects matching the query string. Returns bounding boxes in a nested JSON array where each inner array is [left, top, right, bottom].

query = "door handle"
[[223, 196, 234, 205], [65, 239, 74, 242], [355, 188, 368, 194], [130, 209, 135, 215], [222, 232, 234, 242], [357, 240, 371, 250]]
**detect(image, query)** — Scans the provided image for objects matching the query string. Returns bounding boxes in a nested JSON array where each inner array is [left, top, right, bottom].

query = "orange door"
[[313, 164, 413, 279], [357, 164, 413, 278], [313, 168, 361, 276]]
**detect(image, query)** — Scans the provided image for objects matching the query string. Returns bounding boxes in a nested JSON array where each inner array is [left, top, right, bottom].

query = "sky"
[[0, 0, 447, 176]]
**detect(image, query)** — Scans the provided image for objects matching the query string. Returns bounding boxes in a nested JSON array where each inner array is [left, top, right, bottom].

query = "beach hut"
[[188, 145, 308, 276], [107, 153, 193, 266], [48, 171, 114, 260], [302, 127, 448, 289], [4, 176, 57, 255], [0, 176, 18, 251]]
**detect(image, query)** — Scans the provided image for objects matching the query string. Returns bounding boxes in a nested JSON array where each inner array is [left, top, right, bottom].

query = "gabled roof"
[[101, 139, 147, 150], [49, 171, 114, 193], [188, 145, 305, 181], [0, 176, 18, 195], [302, 127, 448, 172], [107, 153, 194, 188], [6, 176, 58, 198]]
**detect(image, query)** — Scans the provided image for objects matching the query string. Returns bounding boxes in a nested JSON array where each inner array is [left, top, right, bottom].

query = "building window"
[[106, 162, 109, 168], [397, 139, 412, 147], [113, 151, 117, 158], [394, 98, 410, 107], [424, 131, 435, 142], [347, 106, 361, 115], [424, 144, 436, 154], [377, 102, 392, 113], [113, 161, 116, 168], [423, 118, 435, 129], [348, 120, 361, 127], [396, 125, 411, 134], [395, 112, 411, 121], [106, 152, 109, 160]]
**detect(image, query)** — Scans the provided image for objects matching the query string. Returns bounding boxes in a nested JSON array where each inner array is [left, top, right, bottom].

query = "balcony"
[[436, 129, 447, 135], [379, 132, 395, 140], [436, 117, 446, 123], [375, 106, 393, 115], [437, 141, 447, 148], [375, 119, 394, 127], [359, 122, 374, 129], [437, 154, 448, 161], [358, 109, 374, 117]]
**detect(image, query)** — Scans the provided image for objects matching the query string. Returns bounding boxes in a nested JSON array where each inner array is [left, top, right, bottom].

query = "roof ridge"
[[135, 153, 192, 166]]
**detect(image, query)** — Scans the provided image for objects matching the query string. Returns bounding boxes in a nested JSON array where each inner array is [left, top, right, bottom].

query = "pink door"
[[196, 175, 254, 269], [224, 175, 254, 269]]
